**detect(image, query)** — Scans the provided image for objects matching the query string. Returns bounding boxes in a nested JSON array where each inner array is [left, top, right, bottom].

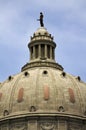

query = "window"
[[43, 70, 48, 75]]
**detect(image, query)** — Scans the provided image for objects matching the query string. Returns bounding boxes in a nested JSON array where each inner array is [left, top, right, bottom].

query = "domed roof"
[[30, 27, 54, 42], [0, 20, 86, 129], [0, 67, 86, 118], [34, 27, 49, 36]]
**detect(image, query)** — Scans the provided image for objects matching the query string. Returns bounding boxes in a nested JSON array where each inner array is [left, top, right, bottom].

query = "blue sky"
[[0, 0, 86, 82]]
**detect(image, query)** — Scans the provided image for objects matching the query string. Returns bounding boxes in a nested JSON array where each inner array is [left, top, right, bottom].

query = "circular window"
[[24, 71, 29, 77], [43, 70, 48, 75], [8, 76, 13, 81], [30, 106, 36, 112], [58, 106, 65, 112]]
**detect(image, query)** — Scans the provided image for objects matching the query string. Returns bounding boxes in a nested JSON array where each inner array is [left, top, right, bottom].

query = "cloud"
[[0, 0, 86, 82]]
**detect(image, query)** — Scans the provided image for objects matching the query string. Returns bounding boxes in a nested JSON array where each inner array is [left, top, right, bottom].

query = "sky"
[[0, 0, 86, 82]]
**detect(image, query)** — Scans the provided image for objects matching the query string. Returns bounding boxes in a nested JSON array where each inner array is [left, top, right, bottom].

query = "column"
[[27, 120, 37, 130], [52, 47, 55, 60], [45, 44, 47, 58], [50, 46, 52, 59], [58, 120, 68, 130], [39, 44, 41, 58]]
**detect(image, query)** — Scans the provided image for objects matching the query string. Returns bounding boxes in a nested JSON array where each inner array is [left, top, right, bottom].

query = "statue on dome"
[[37, 12, 44, 27]]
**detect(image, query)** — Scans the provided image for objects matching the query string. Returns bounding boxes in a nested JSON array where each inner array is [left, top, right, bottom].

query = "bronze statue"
[[37, 12, 44, 27]]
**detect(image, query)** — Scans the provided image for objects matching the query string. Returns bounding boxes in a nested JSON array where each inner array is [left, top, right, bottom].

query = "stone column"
[[50, 46, 52, 59], [58, 120, 67, 130], [39, 44, 41, 58], [27, 120, 37, 130], [45, 44, 47, 58]]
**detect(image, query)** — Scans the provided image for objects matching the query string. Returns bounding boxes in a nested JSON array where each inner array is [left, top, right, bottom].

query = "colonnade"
[[30, 44, 55, 60]]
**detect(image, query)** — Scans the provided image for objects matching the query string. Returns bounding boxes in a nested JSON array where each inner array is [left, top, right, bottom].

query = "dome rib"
[[9, 74, 23, 113], [68, 75, 85, 114], [68, 75, 84, 114], [49, 69, 57, 110]]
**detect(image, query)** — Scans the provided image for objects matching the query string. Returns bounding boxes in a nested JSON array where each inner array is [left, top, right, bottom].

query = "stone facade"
[[0, 116, 85, 130]]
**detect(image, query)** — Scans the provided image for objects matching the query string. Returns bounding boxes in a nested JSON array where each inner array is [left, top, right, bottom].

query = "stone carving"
[[40, 120, 55, 130], [69, 124, 81, 130], [10, 123, 27, 130], [0, 125, 7, 130], [22, 61, 63, 71]]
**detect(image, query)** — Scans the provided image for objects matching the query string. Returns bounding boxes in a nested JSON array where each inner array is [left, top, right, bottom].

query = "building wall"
[[0, 116, 85, 130]]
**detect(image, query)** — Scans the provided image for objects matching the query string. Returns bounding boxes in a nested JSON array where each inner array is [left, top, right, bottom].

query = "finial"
[[37, 12, 44, 27]]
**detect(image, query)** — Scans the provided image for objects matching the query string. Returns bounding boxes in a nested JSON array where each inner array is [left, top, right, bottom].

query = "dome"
[[0, 14, 86, 129], [0, 68, 86, 117], [34, 27, 49, 36], [30, 27, 54, 43]]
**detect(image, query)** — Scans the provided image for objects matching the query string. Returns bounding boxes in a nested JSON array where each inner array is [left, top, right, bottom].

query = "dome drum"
[[28, 40, 56, 48]]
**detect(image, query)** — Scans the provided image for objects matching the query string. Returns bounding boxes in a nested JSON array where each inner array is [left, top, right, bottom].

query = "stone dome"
[[0, 67, 86, 117], [34, 27, 49, 35], [30, 27, 54, 44], [0, 25, 86, 129]]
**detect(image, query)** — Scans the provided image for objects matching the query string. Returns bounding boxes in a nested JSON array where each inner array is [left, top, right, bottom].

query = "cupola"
[[22, 27, 63, 71], [29, 27, 56, 62]]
